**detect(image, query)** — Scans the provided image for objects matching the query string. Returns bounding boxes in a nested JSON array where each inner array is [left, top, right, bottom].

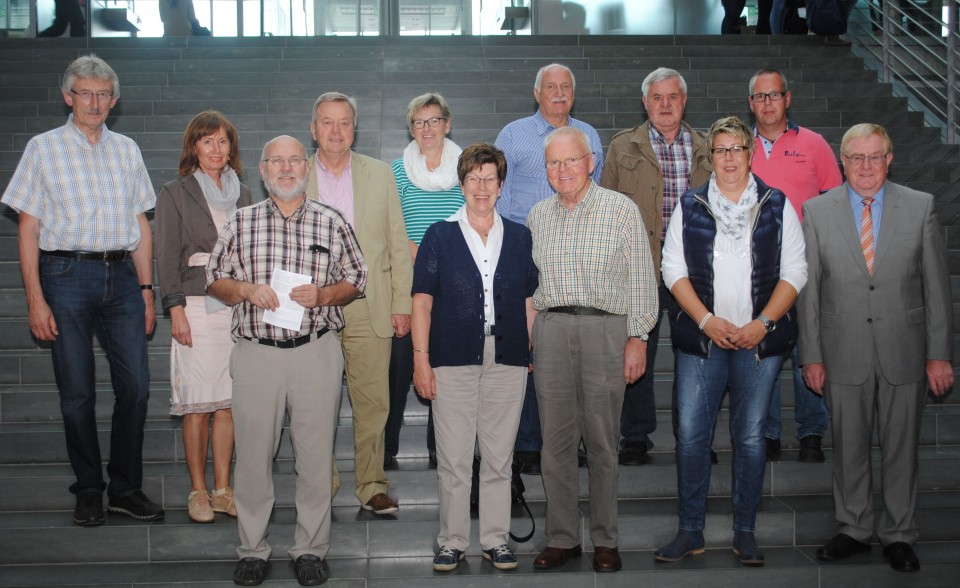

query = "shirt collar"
[[266, 194, 308, 219], [314, 151, 352, 176], [65, 113, 109, 147], [533, 109, 570, 136], [847, 182, 886, 206], [649, 123, 689, 146], [553, 180, 599, 212], [752, 119, 799, 138]]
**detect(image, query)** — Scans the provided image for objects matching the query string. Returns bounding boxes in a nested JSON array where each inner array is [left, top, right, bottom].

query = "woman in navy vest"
[[655, 116, 807, 567], [411, 143, 539, 573]]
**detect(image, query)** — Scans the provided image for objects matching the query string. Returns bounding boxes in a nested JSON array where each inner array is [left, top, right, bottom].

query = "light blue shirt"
[[495, 110, 604, 225], [848, 182, 886, 248]]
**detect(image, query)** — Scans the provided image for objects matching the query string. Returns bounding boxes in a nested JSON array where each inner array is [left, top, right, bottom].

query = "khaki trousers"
[[433, 337, 526, 550], [232, 333, 343, 561], [332, 298, 391, 504]]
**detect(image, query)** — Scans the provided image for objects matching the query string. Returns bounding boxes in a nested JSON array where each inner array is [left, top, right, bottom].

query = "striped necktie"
[[860, 197, 875, 274]]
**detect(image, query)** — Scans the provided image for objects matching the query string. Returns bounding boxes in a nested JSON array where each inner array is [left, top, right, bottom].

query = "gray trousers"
[[433, 336, 526, 550], [825, 362, 926, 546], [532, 312, 627, 549], [232, 333, 343, 561]]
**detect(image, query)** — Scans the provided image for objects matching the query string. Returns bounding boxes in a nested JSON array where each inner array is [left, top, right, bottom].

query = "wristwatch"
[[756, 314, 776, 333], [632, 334, 650, 342]]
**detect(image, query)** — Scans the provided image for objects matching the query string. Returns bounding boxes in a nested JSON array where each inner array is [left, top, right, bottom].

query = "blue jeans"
[[765, 345, 828, 440], [771, 0, 787, 33], [674, 348, 781, 532], [514, 372, 541, 452], [41, 254, 150, 498]]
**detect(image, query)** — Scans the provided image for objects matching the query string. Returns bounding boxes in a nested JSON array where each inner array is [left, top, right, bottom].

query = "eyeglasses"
[[411, 117, 446, 129], [546, 153, 590, 169], [70, 89, 113, 101], [750, 91, 786, 102], [711, 145, 747, 157], [262, 157, 308, 168], [843, 153, 887, 166], [463, 175, 499, 188]]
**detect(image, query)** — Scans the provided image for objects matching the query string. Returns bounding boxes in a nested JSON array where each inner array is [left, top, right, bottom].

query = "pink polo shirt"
[[751, 123, 843, 220]]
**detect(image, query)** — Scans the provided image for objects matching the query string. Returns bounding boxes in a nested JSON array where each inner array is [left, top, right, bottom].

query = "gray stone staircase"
[[1, 34, 960, 586]]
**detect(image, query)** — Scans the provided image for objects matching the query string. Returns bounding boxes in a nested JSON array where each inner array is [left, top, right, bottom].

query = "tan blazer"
[[306, 151, 412, 339], [797, 181, 952, 385]]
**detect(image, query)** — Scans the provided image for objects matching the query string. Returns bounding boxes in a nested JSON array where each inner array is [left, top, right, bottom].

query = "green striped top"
[[391, 158, 465, 246]]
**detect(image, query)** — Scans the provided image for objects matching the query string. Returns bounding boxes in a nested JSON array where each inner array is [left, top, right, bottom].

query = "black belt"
[[45, 250, 130, 261], [546, 306, 614, 316], [247, 328, 330, 349]]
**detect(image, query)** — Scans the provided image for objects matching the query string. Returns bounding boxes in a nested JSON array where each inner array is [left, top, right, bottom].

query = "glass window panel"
[[398, 1, 462, 35]]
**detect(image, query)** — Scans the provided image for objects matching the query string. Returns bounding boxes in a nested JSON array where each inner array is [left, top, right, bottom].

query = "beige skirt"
[[169, 296, 234, 415]]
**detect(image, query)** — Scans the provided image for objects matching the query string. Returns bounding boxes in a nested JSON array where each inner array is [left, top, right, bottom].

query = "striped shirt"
[[1, 115, 156, 251], [495, 110, 604, 225], [526, 182, 659, 337], [206, 197, 367, 341], [312, 152, 355, 226], [391, 158, 464, 245], [649, 124, 692, 240]]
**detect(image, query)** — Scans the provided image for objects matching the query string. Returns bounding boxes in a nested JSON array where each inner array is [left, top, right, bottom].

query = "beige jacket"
[[599, 120, 713, 280]]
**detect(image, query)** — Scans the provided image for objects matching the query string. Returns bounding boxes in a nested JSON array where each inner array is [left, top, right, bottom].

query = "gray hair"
[[61, 55, 120, 98], [707, 116, 755, 160], [311, 92, 359, 125], [840, 123, 893, 155], [535, 63, 576, 92], [406, 93, 452, 130], [642, 67, 687, 98], [543, 126, 591, 155], [260, 135, 307, 162], [748, 68, 789, 96]]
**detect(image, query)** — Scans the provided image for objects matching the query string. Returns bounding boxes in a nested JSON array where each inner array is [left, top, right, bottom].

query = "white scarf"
[[706, 173, 758, 259], [192, 167, 241, 313], [402, 138, 462, 191]]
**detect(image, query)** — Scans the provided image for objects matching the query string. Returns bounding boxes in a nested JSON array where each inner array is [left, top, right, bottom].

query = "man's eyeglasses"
[[546, 153, 590, 169], [843, 153, 888, 166], [711, 145, 747, 157], [463, 176, 499, 188], [262, 157, 308, 168], [750, 91, 786, 102], [71, 89, 113, 101], [411, 117, 447, 129]]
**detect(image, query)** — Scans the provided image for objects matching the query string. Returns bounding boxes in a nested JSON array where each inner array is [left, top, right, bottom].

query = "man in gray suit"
[[798, 123, 953, 573]]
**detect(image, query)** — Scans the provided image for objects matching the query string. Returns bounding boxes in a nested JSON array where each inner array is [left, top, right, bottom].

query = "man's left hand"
[[142, 289, 156, 335], [392, 314, 411, 338], [290, 284, 320, 308], [926, 359, 954, 396], [624, 337, 647, 384]]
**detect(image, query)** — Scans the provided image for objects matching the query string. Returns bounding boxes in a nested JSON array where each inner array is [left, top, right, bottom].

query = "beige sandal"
[[187, 490, 214, 523], [210, 486, 237, 517]]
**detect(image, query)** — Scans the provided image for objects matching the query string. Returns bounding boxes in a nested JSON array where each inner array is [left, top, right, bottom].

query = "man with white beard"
[[207, 135, 368, 587]]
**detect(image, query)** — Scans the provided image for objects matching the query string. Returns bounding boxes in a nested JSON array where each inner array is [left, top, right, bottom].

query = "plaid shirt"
[[649, 124, 693, 240], [206, 197, 367, 341], [526, 182, 659, 337], [1, 115, 155, 251]]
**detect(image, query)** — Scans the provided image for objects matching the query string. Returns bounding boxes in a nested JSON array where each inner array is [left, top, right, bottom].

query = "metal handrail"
[[854, 1, 959, 143]]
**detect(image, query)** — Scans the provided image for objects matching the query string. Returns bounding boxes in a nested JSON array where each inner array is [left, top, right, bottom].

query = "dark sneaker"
[[482, 544, 519, 570], [108, 490, 165, 521], [73, 493, 104, 527], [765, 437, 782, 461], [514, 451, 541, 475], [798, 435, 825, 463], [618, 441, 647, 466], [433, 545, 465, 571], [234, 557, 270, 586], [293, 554, 329, 586]]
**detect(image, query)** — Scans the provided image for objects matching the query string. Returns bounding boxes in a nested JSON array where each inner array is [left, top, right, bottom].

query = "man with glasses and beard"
[[207, 135, 367, 587]]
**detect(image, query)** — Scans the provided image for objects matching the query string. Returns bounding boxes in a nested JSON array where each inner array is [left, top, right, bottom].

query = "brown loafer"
[[361, 492, 399, 515], [593, 546, 622, 572], [533, 545, 582, 569]]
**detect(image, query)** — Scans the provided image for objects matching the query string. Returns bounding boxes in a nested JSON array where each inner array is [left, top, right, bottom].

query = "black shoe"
[[883, 542, 920, 572], [293, 554, 330, 586], [108, 490, 165, 521], [618, 441, 647, 466], [234, 557, 270, 586], [383, 455, 397, 470], [798, 435, 825, 463], [73, 493, 104, 527], [515, 451, 541, 475], [816, 533, 871, 561], [765, 438, 782, 461]]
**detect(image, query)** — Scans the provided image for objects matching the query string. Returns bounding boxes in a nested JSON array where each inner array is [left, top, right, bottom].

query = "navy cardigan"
[[412, 216, 538, 368]]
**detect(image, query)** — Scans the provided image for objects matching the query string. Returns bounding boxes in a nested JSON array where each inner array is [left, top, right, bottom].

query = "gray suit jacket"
[[797, 181, 952, 385], [155, 174, 252, 311]]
